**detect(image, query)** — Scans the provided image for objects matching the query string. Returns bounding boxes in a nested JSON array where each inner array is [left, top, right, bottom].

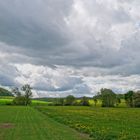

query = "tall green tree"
[[125, 91, 134, 107], [116, 95, 121, 107], [100, 88, 116, 107], [93, 96, 98, 107], [133, 91, 140, 107], [12, 84, 32, 106], [65, 95, 75, 105], [21, 84, 32, 106], [80, 96, 90, 106]]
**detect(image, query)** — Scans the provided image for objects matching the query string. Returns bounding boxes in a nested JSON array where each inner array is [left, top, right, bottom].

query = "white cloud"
[[0, 0, 140, 97]]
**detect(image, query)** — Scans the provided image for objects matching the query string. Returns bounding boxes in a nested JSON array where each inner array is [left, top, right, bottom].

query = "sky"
[[0, 0, 140, 97]]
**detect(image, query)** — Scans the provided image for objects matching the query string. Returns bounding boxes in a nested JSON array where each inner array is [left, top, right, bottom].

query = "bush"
[[125, 91, 134, 107], [51, 98, 65, 106], [134, 92, 140, 107], [100, 88, 117, 107], [72, 101, 81, 106], [64, 95, 75, 105], [80, 96, 90, 106], [13, 96, 27, 105]]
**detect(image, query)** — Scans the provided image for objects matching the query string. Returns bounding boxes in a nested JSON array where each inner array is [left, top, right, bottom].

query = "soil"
[[0, 123, 14, 128]]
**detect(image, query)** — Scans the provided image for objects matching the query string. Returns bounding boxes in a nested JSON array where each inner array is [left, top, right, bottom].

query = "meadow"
[[36, 106, 140, 140], [0, 96, 140, 140]]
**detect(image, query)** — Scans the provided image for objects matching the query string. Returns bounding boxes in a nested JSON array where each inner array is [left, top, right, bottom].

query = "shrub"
[[100, 88, 117, 107], [125, 91, 134, 107], [80, 96, 90, 106], [134, 92, 140, 107], [64, 95, 75, 105], [13, 96, 27, 105]]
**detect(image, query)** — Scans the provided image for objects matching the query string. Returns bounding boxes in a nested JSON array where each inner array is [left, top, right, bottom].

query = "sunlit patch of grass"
[[0, 98, 13, 105], [0, 97, 50, 106], [31, 100, 51, 106]]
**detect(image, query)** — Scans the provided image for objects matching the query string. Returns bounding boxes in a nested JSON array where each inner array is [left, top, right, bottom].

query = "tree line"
[[49, 88, 140, 108], [1, 85, 140, 107]]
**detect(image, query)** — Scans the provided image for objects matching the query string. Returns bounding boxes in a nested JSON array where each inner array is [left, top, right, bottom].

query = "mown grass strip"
[[0, 106, 90, 140]]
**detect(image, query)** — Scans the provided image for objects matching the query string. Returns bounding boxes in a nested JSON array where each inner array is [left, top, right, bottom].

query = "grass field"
[[36, 106, 140, 140], [0, 106, 90, 140], [0, 97, 139, 140]]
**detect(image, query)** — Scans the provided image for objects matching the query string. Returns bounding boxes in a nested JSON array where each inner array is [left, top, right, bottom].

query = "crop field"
[[0, 106, 89, 140], [36, 106, 140, 140], [0, 97, 49, 106], [0, 98, 13, 105]]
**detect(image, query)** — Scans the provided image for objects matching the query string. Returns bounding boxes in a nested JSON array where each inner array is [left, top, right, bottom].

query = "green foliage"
[[36, 106, 140, 140], [116, 95, 121, 107], [12, 87, 21, 96], [100, 88, 117, 107], [0, 87, 13, 96], [125, 90, 134, 107], [12, 84, 32, 106], [51, 98, 65, 106], [133, 91, 140, 107], [93, 96, 98, 106], [65, 95, 75, 105], [79, 96, 90, 106], [13, 96, 27, 105], [21, 84, 32, 105]]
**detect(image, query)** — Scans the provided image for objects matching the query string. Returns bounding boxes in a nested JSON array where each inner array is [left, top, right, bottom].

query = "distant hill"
[[0, 87, 13, 96]]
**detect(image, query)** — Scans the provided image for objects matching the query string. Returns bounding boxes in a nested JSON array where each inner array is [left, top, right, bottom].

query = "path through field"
[[0, 106, 90, 140]]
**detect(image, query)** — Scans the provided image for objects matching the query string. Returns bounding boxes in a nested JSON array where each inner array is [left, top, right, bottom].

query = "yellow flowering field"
[[36, 106, 140, 140]]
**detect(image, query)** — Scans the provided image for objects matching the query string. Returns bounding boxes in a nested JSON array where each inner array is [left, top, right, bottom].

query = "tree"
[[13, 96, 26, 105], [65, 95, 75, 105], [53, 98, 64, 106], [93, 96, 98, 107], [12, 87, 21, 97], [80, 96, 90, 106], [21, 84, 32, 106], [100, 88, 116, 107], [133, 91, 140, 107], [125, 91, 134, 107], [12, 84, 32, 106], [59, 98, 65, 106], [116, 95, 121, 107]]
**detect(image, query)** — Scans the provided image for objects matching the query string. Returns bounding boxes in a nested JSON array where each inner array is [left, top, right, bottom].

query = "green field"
[[0, 97, 139, 140], [36, 106, 140, 140], [0, 106, 89, 140], [0, 98, 13, 105], [0, 97, 49, 106]]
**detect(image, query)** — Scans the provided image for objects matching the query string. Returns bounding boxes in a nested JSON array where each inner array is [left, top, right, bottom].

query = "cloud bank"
[[0, 0, 140, 97]]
